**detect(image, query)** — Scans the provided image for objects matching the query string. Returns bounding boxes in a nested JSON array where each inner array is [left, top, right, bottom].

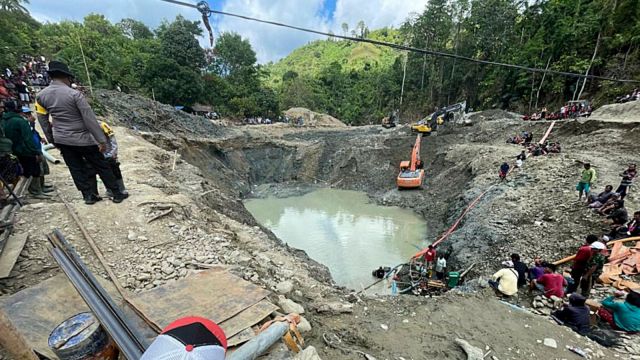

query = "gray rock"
[[161, 266, 175, 275], [294, 346, 322, 360], [277, 295, 305, 314], [276, 280, 294, 294], [297, 316, 311, 333], [137, 273, 152, 281], [127, 231, 137, 241], [543, 338, 557, 349], [315, 302, 353, 314]]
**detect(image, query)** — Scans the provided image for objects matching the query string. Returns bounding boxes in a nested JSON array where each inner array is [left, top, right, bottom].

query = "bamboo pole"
[[534, 56, 552, 110], [77, 34, 93, 96], [577, 31, 601, 100]]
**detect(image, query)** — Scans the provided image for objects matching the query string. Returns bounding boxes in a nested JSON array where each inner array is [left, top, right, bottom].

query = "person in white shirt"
[[435, 255, 447, 280], [489, 260, 519, 296]]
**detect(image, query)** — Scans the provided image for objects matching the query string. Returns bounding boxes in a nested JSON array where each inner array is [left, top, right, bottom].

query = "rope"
[[157, 0, 640, 84]]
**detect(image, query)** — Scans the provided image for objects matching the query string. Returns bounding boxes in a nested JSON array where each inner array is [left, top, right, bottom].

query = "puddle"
[[244, 188, 427, 289]]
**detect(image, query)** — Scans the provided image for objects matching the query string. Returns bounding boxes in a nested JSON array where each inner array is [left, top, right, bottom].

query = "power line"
[[159, 0, 639, 84]]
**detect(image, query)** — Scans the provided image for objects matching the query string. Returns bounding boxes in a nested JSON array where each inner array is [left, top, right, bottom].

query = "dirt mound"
[[465, 109, 522, 123], [284, 107, 347, 127], [591, 100, 640, 123], [93, 89, 229, 137]]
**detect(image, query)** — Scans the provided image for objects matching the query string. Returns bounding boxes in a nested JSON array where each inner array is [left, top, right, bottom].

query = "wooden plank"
[[0, 309, 39, 360], [129, 270, 271, 329], [219, 299, 277, 339], [0, 233, 28, 278], [227, 327, 256, 347], [0, 275, 94, 359]]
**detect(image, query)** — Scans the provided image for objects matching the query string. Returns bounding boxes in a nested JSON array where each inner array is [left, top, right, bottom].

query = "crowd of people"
[[1, 55, 50, 105], [1, 59, 128, 207], [615, 89, 639, 104], [490, 160, 640, 337], [523, 101, 593, 121]]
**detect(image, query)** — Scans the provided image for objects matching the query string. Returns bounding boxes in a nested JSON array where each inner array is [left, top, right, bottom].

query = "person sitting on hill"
[[587, 185, 614, 208], [516, 151, 527, 161], [607, 200, 629, 226], [534, 263, 567, 298], [489, 260, 519, 297], [528, 257, 545, 291], [596, 193, 621, 215], [605, 210, 640, 241], [616, 164, 637, 200], [511, 253, 528, 288], [552, 293, 591, 335], [524, 132, 534, 145], [548, 142, 561, 153], [598, 290, 640, 333]]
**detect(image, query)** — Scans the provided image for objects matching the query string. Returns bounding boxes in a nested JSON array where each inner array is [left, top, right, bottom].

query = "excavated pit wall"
[[99, 90, 640, 281]]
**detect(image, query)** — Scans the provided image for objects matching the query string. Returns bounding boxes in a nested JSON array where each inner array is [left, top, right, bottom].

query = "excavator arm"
[[410, 134, 422, 171]]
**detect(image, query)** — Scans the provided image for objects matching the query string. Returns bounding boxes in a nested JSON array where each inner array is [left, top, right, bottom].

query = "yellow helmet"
[[100, 121, 114, 136]]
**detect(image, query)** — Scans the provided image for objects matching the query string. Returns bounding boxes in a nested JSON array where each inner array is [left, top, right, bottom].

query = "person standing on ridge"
[[35, 61, 127, 204], [576, 163, 596, 201]]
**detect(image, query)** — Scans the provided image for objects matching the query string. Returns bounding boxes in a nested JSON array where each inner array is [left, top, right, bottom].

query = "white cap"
[[501, 260, 514, 268], [591, 241, 606, 250]]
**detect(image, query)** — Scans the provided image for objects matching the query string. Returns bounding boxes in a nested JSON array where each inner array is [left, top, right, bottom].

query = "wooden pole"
[[400, 52, 408, 106], [151, 88, 158, 123], [77, 34, 93, 96], [577, 31, 601, 100], [59, 195, 162, 332], [534, 56, 552, 110]]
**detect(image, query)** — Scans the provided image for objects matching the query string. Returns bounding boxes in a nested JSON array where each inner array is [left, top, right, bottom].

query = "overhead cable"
[[158, 0, 639, 83]]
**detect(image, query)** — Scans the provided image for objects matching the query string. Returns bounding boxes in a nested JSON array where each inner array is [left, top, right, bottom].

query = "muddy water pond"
[[244, 188, 427, 289]]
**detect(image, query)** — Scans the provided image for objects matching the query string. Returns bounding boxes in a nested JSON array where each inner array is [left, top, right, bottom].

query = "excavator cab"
[[397, 134, 425, 189]]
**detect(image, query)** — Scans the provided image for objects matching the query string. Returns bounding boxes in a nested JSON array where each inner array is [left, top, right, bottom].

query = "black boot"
[[112, 192, 129, 203], [83, 193, 102, 205]]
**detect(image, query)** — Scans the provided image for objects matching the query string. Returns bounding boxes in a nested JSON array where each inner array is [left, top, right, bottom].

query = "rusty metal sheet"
[[0, 274, 120, 359], [220, 299, 277, 339], [129, 270, 271, 329]]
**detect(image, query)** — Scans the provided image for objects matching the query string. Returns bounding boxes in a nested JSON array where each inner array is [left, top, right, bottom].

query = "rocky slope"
[[2, 90, 638, 359]]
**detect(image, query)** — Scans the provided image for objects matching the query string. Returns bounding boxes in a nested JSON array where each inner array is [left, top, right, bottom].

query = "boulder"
[[277, 295, 305, 314], [276, 280, 294, 294], [294, 346, 322, 360], [297, 316, 312, 333]]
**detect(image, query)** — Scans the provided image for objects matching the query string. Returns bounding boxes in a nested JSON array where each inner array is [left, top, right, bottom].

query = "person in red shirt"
[[566, 234, 597, 294], [535, 264, 568, 298], [423, 245, 436, 275]]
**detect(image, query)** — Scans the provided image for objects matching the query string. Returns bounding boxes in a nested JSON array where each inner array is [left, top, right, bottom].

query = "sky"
[[26, 0, 429, 63]]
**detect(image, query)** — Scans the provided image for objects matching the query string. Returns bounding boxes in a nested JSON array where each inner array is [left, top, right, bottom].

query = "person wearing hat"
[[580, 241, 608, 297], [19, 106, 54, 197], [551, 293, 591, 335], [141, 316, 227, 360], [35, 61, 127, 204], [489, 260, 519, 296], [1, 99, 46, 198]]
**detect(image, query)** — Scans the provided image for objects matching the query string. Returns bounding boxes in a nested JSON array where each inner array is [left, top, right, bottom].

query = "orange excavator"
[[396, 134, 425, 189]]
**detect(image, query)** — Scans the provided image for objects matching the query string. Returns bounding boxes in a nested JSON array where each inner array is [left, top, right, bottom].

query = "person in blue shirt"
[[599, 290, 640, 333]]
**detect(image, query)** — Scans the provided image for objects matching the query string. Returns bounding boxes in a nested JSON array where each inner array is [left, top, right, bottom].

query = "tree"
[[356, 20, 366, 38], [157, 15, 205, 70], [341, 23, 349, 37], [117, 18, 153, 39], [0, 0, 29, 13]]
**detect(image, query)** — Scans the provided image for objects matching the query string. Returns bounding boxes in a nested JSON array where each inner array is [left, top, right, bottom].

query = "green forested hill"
[[266, 29, 400, 87]]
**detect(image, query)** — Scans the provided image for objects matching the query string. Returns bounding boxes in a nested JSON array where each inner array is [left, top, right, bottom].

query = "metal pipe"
[[41, 144, 60, 164], [48, 230, 147, 359], [227, 322, 290, 360]]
